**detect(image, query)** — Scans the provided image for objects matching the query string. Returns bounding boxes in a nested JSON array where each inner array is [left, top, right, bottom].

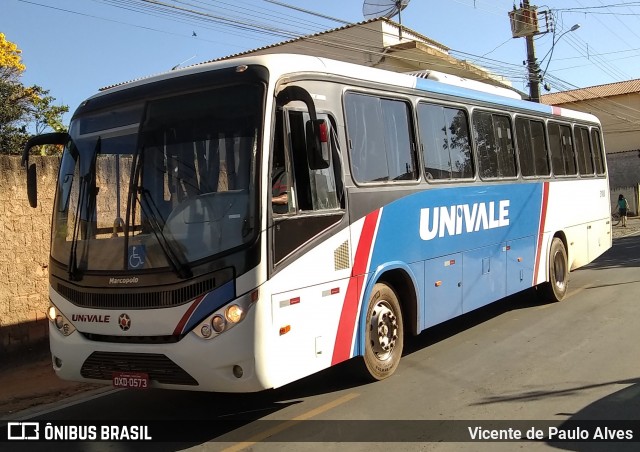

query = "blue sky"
[[3, 0, 640, 125]]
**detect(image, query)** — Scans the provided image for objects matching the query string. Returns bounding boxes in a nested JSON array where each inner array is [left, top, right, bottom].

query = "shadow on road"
[[546, 378, 640, 451], [585, 235, 640, 271]]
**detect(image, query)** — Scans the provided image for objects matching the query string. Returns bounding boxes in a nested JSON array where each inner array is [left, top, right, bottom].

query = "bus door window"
[[271, 110, 293, 215], [271, 107, 344, 265], [287, 110, 340, 212]]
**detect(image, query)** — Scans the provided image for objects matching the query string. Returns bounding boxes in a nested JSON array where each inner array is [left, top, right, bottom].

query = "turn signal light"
[[279, 325, 291, 335]]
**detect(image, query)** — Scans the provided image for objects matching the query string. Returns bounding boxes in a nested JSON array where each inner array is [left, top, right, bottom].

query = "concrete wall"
[[607, 151, 640, 216], [607, 149, 640, 188], [0, 155, 60, 352]]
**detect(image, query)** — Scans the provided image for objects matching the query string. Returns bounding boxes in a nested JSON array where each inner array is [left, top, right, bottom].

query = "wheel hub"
[[553, 251, 566, 290], [369, 301, 398, 359]]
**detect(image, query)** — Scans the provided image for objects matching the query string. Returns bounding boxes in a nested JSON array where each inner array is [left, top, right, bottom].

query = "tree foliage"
[[0, 33, 68, 155]]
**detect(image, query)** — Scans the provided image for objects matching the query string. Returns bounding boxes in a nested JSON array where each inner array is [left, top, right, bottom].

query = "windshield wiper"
[[125, 147, 192, 279], [136, 184, 192, 279], [68, 138, 99, 281], [68, 173, 86, 281]]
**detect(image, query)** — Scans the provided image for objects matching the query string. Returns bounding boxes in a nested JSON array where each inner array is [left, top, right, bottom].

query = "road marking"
[[221, 392, 359, 452]]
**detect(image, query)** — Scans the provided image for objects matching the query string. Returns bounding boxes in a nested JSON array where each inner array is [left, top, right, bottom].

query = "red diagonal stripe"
[[331, 209, 380, 365], [173, 295, 205, 336], [534, 182, 550, 284]]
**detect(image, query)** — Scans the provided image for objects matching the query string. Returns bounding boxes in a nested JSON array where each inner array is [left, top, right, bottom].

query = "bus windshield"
[[51, 83, 263, 275]]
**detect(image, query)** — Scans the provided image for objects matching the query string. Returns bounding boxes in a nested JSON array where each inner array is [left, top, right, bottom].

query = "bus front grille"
[[81, 333, 181, 344], [57, 277, 217, 309], [80, 352, 198, 386]]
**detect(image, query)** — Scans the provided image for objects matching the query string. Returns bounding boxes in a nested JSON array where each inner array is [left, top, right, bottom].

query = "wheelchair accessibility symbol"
[[128, 245, 146, 269]]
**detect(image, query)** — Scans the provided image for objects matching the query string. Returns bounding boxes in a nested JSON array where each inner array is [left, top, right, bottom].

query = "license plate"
[[112, 371, 150, 389]]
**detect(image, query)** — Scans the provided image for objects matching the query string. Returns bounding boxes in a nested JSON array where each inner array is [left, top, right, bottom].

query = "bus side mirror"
[[305, 119, 330, 170], [22, 132, 69, 208]]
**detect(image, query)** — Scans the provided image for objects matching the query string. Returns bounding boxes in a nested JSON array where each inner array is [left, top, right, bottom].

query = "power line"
[[16, 0, 640, 121]]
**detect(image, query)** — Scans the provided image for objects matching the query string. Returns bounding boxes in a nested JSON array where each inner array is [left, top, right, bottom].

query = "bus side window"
[[548, 123, 564, 176], [473, 111, 516, 179], [344, 92, 417, 183], [590, 128, 606, 175], [560, 125, 577, 175], [575, 126, 594, 175], [549, 122, 576, 176], [516, 118, 550, 177], [418, 102, 473, 180]]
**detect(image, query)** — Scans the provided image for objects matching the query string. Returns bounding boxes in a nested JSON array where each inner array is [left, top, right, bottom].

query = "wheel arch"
[[354, 262, 420, 357]]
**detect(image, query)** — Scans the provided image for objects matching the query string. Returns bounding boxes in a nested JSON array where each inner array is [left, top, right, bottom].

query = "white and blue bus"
[[22, 54, 611, 391]]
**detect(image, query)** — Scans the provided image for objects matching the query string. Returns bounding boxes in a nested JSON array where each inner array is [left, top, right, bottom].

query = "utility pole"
[[509, 1, 547, 102], [524, 2, 540, 102]]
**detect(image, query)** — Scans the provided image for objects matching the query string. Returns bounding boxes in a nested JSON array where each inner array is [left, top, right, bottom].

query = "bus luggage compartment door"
[[462, 243, 507, 313], [423, 253, 462, 328], [506, 236, 536, 295]]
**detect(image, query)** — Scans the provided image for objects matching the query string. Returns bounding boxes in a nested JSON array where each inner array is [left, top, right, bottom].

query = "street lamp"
[[540, 23, 581, 83]]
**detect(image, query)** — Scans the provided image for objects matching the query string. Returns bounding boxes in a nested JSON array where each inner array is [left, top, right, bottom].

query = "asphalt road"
[[3, 234, 640, 451]]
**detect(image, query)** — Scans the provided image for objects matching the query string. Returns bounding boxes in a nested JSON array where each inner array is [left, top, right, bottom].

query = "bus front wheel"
[[362, 283, 404, 381], [542, 237, 568, 302]]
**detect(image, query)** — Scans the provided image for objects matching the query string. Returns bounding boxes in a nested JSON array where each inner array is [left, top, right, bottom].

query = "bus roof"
[[96, 53, 599, 125]]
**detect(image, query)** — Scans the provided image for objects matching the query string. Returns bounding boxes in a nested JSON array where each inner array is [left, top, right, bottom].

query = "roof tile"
[[541, 79, 640, 104]]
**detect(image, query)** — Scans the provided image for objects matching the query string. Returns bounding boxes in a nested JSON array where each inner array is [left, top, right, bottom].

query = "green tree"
[[0, 33, 68, 155]]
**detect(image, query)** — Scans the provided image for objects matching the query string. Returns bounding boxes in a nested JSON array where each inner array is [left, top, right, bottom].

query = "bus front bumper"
[[49, 307, 271, 393]]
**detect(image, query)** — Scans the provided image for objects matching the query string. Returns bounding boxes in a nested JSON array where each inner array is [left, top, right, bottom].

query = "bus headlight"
[[47, 306, 57, 321], [200, 323, 212, 338], [194, 289, 258, 340], [47, 302, 76, 337], [211, 315, 226, 333], [225, 305, 244, 323]]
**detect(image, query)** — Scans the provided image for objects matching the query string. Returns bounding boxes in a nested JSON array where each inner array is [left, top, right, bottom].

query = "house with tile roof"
[[541, 79, 640, 156], [542, 80, 640, 214]]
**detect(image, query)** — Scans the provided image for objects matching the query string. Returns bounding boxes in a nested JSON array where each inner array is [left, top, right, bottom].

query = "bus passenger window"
[[418, 103, 473, 180], [473, 111, 516, 179], [549, 123, 576, 176], [575, 126, 594, 175], [590, 129, 606, 175], [516, 118, 549, 177], [345, 92, 417, 183]]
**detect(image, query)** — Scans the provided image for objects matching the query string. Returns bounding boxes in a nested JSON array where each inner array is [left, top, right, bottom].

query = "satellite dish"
[[363, 0, 411, 38], [363, 0, 409, 20]]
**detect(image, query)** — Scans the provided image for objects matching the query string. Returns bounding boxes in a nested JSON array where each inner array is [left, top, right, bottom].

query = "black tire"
[[362, 283, 404, 381], [542, 237, 568, 302]]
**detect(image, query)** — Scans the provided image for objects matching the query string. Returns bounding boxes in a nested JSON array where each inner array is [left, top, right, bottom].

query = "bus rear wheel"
[[362, 283, 404, 381], [542, 237, 568, 302]]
